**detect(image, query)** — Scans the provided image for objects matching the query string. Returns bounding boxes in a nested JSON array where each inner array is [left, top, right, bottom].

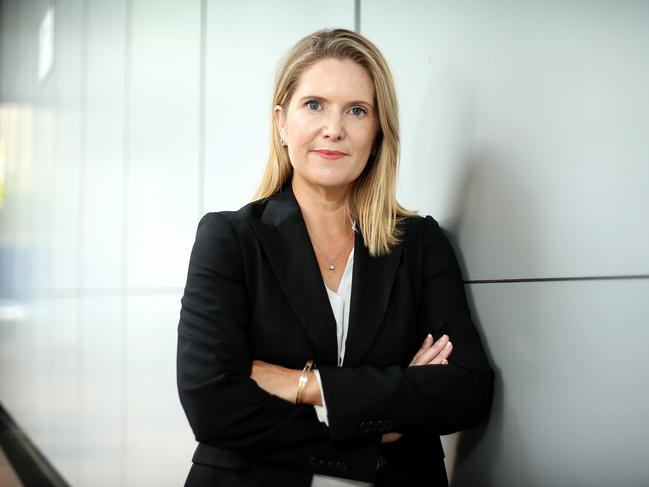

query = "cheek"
[[289, 113, 320, 141], [349, 126, 376, 152], [352, 158, 370, 178]]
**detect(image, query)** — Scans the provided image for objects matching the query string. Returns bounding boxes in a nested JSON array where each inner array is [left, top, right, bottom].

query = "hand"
[[384, 334, 451, 443], [381, 432, 402, 443], [409, 334, 453, 366], [250, 360, 299, 404]]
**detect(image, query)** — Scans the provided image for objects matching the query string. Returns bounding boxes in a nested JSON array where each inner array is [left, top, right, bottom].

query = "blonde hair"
[[252, 28, 417, 256]]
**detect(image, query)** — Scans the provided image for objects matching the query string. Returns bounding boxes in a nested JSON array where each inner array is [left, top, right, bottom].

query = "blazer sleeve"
[[316, 215, 495, 443], [176, 212, 381, 482]]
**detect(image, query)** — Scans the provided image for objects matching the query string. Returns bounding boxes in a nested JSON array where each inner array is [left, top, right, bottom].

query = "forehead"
[[292, 57, 375, 102]]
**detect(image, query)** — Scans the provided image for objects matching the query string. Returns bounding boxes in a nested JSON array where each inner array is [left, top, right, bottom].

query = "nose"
[[322, 112, 344, 141]]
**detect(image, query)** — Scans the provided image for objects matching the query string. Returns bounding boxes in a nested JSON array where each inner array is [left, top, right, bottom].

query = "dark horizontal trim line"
[[465, 274, 649, 284], [4, 287, 184, 299], [0, 403, 69, 487]]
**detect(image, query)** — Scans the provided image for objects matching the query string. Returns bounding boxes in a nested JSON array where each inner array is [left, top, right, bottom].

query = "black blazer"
[[177, 181, 494, 487]]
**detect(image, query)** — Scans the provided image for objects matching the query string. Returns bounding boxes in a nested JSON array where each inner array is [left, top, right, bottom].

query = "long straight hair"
[[253, 28, 417, 256]]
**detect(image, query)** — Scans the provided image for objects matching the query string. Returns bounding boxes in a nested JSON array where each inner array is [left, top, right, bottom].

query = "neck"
[[291, 176, 353, 238]]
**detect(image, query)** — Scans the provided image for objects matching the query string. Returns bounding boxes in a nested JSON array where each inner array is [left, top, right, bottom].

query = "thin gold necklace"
[[311, 220, 356, 271]]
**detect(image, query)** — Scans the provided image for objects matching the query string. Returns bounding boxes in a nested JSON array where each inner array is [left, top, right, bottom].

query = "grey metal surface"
[[363, 0, 649, 280], [447, 279, 649, 486], [361, 2, 649, 485]]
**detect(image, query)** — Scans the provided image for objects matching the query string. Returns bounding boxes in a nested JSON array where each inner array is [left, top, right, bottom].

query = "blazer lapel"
[[248, 183, 339, 366], [248, 181, 404, 368], [343, 222, 403, 368]]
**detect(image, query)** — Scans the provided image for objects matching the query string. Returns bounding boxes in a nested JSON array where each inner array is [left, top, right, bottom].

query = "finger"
[[441, 359, 448, 365], [409, 336, 438, 366], [409, 334, 434, 365], [409, 334, 433, 365], [427, 341, 453, 365], [416, 335, 451, 365], [411, 335, 448, 366], [417, 335, 448, 363]]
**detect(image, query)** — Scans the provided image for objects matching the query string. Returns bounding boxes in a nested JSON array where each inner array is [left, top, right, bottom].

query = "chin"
[[294, 167, 358, 189], [305, 177, 354, 191]]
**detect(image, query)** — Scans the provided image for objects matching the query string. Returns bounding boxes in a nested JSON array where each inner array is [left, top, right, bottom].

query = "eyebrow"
[[297, 95, 374, 109]]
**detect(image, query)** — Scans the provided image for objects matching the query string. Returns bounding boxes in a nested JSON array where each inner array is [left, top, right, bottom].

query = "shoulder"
[[396, 214, 459, 270], [189, 200, 269, 278], [191, 197, 265, 252], [398, 214, 444, 245], [196, 197, 269, 235]]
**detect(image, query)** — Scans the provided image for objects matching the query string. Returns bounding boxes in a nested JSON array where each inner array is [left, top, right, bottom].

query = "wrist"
[[302, 371, 322, 406], [295, 360, 316, 405]]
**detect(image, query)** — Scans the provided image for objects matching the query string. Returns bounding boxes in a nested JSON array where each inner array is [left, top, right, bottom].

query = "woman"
[[177, 28, 493, 487]]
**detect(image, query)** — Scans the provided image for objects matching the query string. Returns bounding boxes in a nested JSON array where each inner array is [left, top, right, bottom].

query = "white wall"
[[1, 1, 648, 486]]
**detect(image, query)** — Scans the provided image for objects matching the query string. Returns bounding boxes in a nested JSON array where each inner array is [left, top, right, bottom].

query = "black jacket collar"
[[248, 181, 404, 367]]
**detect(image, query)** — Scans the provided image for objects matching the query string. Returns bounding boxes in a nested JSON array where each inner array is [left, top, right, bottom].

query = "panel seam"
[[465, 274, 649, 285]]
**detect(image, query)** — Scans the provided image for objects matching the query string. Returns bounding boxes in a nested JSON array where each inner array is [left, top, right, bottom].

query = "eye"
[[349, 106, 367, 117], [306, 100, 322, 111]]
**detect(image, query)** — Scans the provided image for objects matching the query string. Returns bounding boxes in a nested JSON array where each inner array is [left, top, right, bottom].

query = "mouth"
[[312, 149, 347, 160]]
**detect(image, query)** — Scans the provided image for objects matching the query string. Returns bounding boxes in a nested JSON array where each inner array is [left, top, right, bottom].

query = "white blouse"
[[311, 247, 373, 487]]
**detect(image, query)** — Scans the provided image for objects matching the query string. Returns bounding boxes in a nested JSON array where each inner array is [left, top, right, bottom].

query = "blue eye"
[[350, 106, 367, 117], [307, 100, 321, 111]]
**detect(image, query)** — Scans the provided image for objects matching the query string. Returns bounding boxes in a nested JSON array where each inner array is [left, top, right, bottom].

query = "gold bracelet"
[[296, 360, 315, 405]]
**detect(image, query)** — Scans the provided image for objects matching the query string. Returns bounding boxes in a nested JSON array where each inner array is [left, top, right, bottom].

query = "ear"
[[273, 105, 286, 140]]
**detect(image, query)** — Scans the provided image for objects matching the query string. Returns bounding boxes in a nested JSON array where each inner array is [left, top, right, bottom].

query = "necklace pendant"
[[328, 261, 335, 271]]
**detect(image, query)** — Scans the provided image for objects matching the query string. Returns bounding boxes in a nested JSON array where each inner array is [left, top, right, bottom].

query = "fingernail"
[[426, 333, 432, 341]]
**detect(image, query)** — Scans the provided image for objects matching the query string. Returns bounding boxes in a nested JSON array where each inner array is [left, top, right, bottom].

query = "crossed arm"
[[250, 333, 455, 443]]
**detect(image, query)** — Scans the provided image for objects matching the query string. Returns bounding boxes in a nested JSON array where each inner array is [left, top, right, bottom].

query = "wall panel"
[[126, 0, 201, 288], [362, 0, 649, 280], [125, 294, 195, 486], [50, 0, 84, 290], [81, 0, 128, 290], [202, 0, 355, 214], [78, 296, 122, 486], [448, 279, 649, 486]]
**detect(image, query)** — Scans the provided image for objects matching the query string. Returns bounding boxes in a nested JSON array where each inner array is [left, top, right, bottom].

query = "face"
[[274, 57, 379, 192]]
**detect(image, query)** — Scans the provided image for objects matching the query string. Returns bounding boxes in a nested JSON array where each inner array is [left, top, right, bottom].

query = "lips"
[[313, 149, 346, 160], [314, 150, 346, 156]]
